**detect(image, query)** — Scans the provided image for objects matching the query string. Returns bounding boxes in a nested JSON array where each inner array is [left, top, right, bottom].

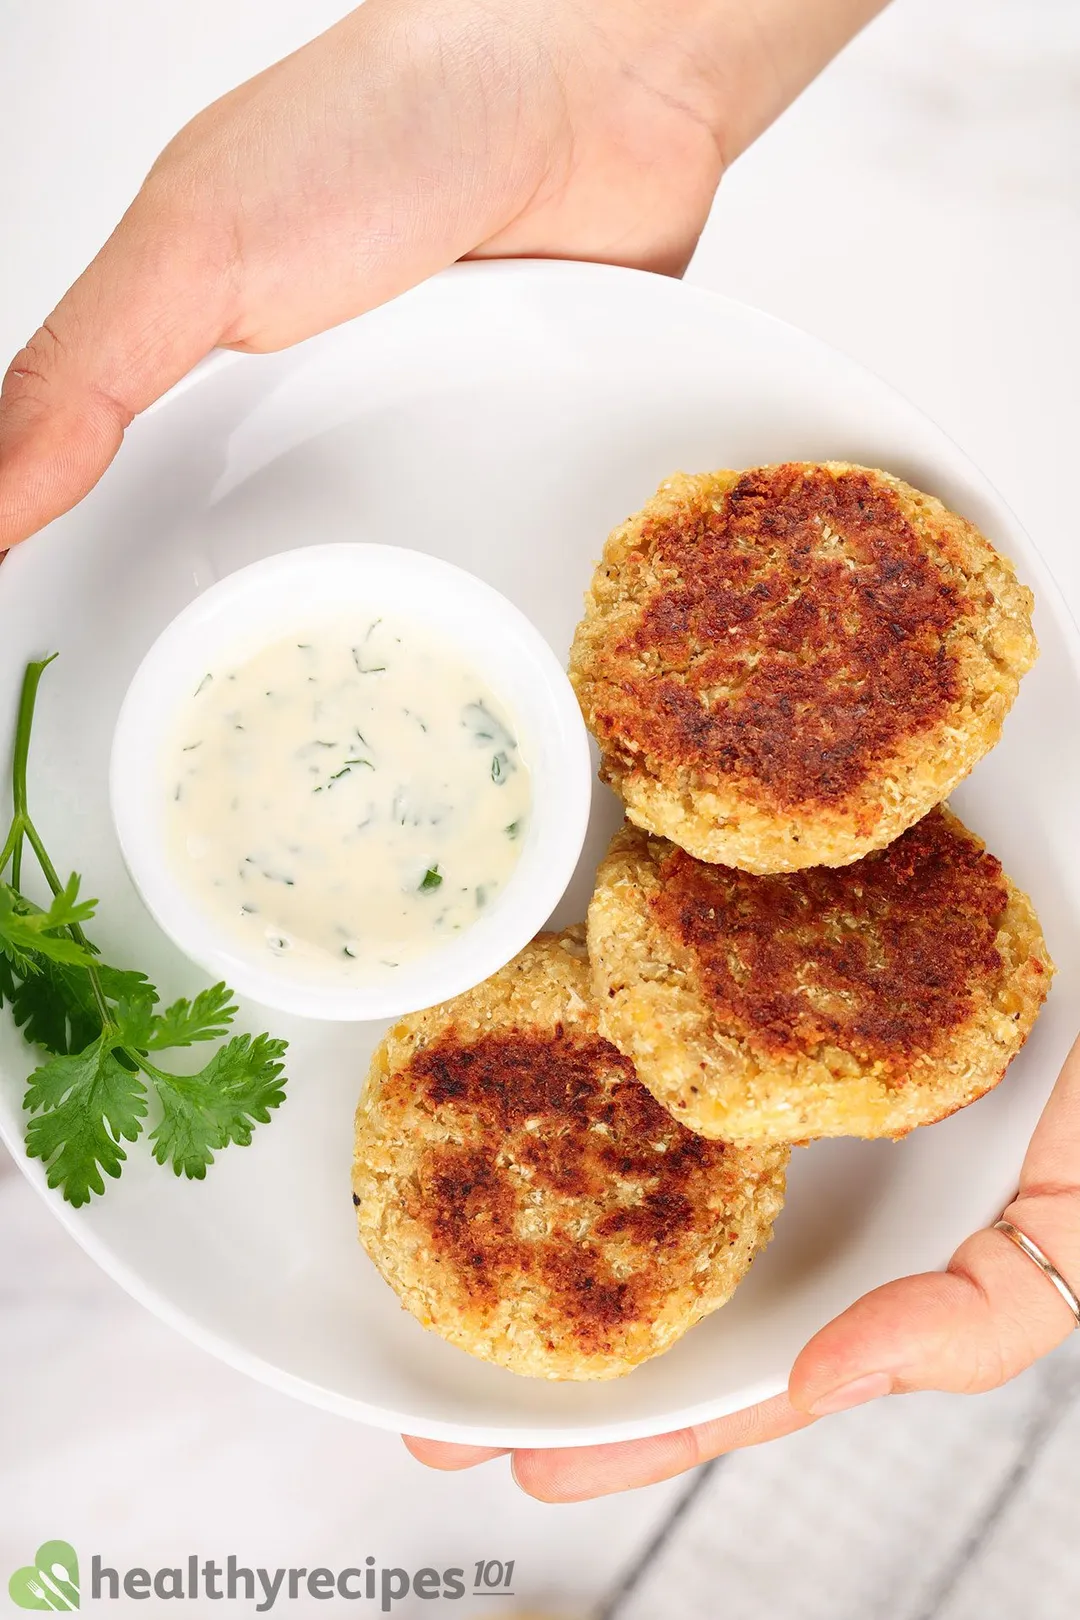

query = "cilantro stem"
[[24, 817, 111, 1026], [20, 819, 68, 912], [4, 655, 58, 889], [4, 655, 110, 1026], [128, 1050, 175, 1086], [0, 816, 20, 882], [11, 654, 58, 818]]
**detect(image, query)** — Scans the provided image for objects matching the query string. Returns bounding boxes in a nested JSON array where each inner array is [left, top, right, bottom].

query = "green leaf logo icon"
[[8, 1542, 80, 1610]]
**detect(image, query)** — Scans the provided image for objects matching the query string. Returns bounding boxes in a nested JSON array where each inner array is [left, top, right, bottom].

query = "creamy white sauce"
[[163, 617, 531, 980]]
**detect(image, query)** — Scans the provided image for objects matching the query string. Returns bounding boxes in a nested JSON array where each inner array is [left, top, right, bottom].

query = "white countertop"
[[2, 1, 1078, 1615]]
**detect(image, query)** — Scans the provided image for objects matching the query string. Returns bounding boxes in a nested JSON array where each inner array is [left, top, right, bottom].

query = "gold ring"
[[993, 1220, 1080, 1328]]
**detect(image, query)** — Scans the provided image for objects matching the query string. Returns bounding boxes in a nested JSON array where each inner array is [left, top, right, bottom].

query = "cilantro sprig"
[[0, 655, 288, 1206]]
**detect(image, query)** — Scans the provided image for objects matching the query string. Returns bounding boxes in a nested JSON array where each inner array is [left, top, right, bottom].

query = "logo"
[[8, 1542, 80, 1611], [7, 1547, 516, 1610]]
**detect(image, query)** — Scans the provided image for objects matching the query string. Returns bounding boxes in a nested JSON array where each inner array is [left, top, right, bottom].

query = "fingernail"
[[808, 1371, 894, 1416]]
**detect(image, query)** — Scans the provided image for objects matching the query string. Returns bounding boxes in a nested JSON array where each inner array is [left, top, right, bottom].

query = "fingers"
[[0, 188, 231, 551], [0, 2, 543, 553], [402, 1437, 509, 1470], [510, 1393, 813, 1502], [404, 1395, 812, 1500], [791, 1036, 1080, 1414]]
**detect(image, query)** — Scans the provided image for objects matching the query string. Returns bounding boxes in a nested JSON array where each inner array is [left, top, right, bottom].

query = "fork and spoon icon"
[[8, 1541, 81, 1611], [24, 1567, 79, 1611]]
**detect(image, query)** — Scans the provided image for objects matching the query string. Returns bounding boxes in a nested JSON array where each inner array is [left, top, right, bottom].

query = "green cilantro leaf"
[[1, 947, 155, 1059], [99, 964, 158, 1034], [24, 1038, 148, 1207], [0, 951, 15, 1009], [36, 871, 99, 933], [95, 963, 157, 1003], [419, 865, 443, 892], [4, 956, 104, 1056], [0, 886, 47, 976], [148, 1034, 289, 1179], [0, 877, 97, 970], [139, 983, 238, 1051]]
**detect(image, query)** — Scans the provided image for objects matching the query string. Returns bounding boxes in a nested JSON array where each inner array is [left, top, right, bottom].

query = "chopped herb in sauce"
[[463, 700, 514, 749], [165, 616, 531, 977], [352, 633, 387, 676]]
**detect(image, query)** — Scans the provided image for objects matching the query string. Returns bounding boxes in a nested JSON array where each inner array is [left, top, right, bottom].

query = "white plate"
[[1, 260, 1078, 1448]]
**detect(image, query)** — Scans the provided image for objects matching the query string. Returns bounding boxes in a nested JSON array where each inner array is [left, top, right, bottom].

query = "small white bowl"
[[110, 543, 592, 1021]]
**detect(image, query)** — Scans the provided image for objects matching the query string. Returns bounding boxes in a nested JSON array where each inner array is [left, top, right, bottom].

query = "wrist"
[[578, 0, 890, 167]]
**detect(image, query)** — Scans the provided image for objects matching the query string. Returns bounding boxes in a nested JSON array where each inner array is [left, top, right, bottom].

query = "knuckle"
[[147, 108, 212, 181], [2, 322, 65, 398], [1013, 1181, 1080, 1204], [960, 1342, 1008, 1394], [669, 1423, 705, 1472]]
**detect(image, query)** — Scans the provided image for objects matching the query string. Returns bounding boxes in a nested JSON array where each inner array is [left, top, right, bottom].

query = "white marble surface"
[[2, 0, 1079, 1615], [618, 1339, 1080, 1620], [0, 1165, 679, 1617]]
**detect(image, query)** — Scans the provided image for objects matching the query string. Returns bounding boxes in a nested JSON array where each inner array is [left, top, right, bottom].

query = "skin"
[[2, 0, 1076, 1502], [0, 0, 887, 547]]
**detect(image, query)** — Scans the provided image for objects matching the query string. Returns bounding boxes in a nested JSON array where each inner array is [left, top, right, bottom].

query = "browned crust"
[[352, 929, 788, 1379], [595, 463, 968, 807], [570, 463, 1037, 871], [588, 812, 1054, 1142], [399, 1029, 739, 1352], [647, 806, 1014, 1070]]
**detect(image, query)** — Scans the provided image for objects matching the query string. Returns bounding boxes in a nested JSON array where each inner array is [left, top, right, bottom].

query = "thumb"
[[790, 1035, 1080, 1415], [0, 186, 230, 550]]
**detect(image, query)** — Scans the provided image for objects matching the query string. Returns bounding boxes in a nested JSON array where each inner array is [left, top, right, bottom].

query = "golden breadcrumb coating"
[[352, 929, 788, 1380], [570, 463, 1036, 872], [589, 810, 1052, 1143]]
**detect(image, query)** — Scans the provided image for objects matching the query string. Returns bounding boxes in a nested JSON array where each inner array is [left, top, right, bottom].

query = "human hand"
[[408, 1035, 1080, 1500], [0, 0, 886, 549]]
